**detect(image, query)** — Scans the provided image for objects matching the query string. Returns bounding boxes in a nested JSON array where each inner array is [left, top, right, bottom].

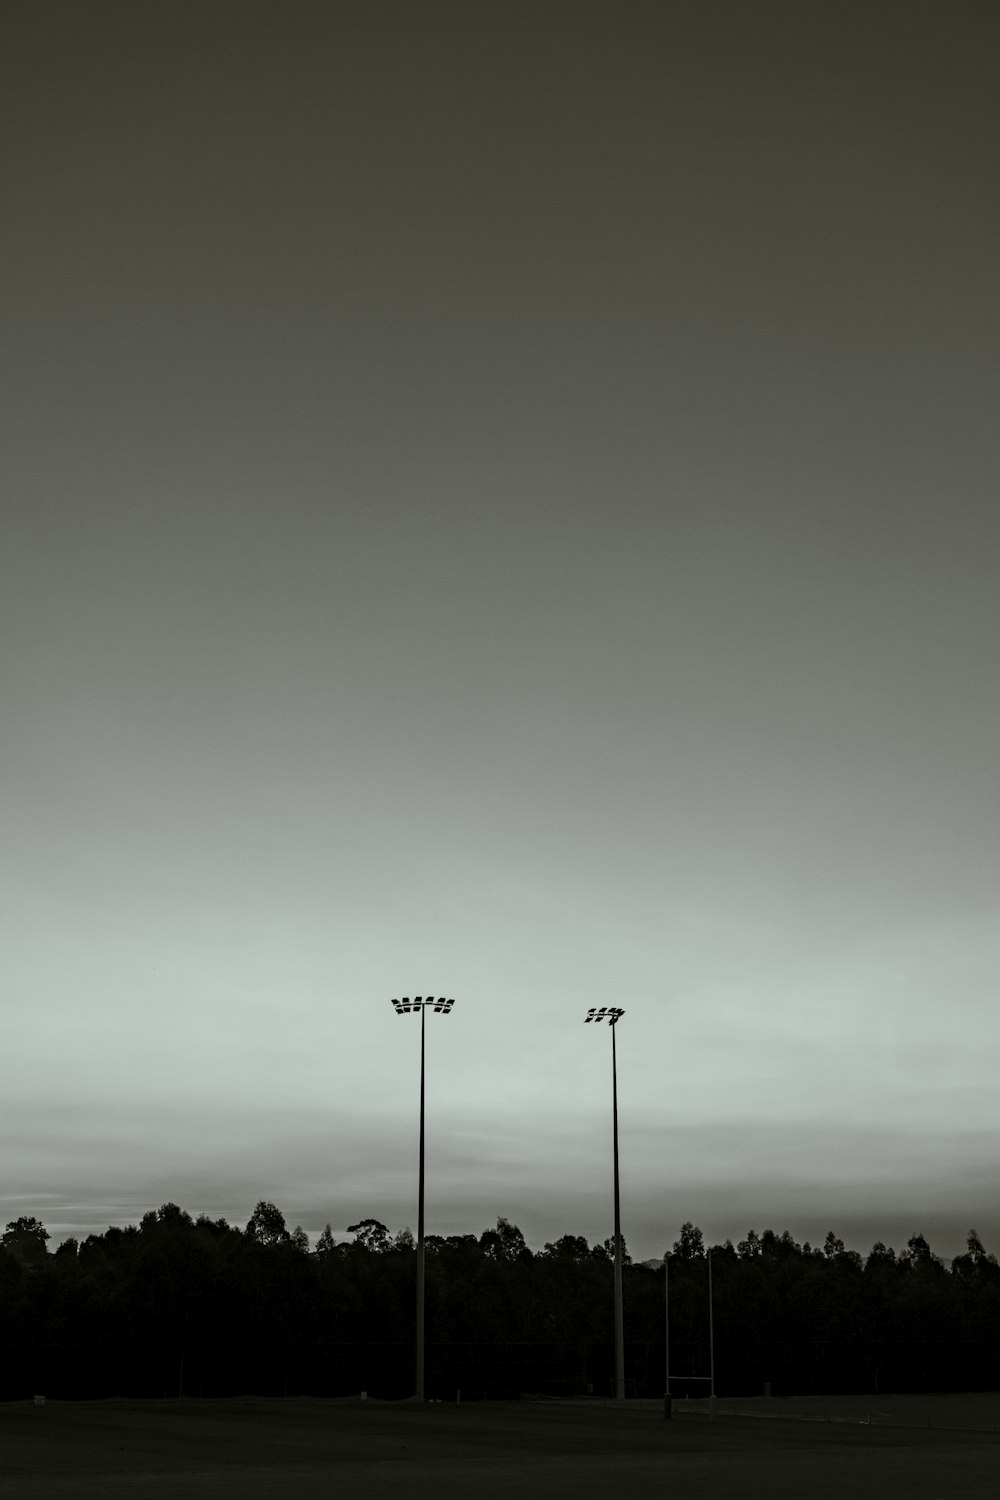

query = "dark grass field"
[[4, 1394, 1000, 1499]]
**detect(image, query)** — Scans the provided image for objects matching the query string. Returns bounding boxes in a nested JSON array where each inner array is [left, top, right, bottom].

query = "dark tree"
[[141, 1203, 194, 1232], [347, 1219, 390, 1253], [672, 1222, 705, 1260], [737, 1230, 762, 1259], [245, 1201, 290, 1246], [315, 1224, 337, 1256], [480, 1217, 530, 1262], [2, 1216, 50, 1266], [542, 1234, 591, 1260], [6, 1203, 1000, 1403]]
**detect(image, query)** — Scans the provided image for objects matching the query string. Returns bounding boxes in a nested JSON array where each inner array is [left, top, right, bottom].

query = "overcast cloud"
[[2, 0, 999, 1261]]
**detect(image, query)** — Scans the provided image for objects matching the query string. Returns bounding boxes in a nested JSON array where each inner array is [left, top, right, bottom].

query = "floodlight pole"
[[708, 1249, 715, 1400], [585, 1005, 626, 1402], [664, 1251, 670, 1408], [611, 1022, 625, 1403], [391, 995, 454, 1404]]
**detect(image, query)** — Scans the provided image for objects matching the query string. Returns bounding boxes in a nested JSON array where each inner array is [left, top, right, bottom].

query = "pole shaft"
[[416, 1002, 426, 1402], [612, 1025, 625, 1401], [708, 1249, 715, 1399], [664, 1252, 669, 1396]]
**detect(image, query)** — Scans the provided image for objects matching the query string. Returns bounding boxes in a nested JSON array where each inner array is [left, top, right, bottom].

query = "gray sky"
[[2, 0, 999, 1260]]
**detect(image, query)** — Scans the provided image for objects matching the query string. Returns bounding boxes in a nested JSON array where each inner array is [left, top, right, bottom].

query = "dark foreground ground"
[[4, 1394, 1000, 1500]]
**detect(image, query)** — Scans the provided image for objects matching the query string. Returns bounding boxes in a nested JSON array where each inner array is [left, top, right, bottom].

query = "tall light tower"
[[585, 1004, 626, 1401], [390, 995, 455, 1402]]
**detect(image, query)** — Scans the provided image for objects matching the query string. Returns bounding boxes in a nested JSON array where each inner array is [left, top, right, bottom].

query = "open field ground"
[[4, 1395, 1000, 1500], [680, 1390, 1000, 1431]]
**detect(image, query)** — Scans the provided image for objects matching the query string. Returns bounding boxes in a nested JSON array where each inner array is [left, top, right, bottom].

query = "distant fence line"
[[3, 1339, 611, 1402], [678, 1396, 1000, 1437], [3, 1336, 999, 1405]]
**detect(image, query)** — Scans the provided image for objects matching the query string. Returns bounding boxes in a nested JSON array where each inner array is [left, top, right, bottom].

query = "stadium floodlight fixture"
[[585, 1005, 626, 1401], [391, 996, 455, 1015], [390, 993, 457, 1402]]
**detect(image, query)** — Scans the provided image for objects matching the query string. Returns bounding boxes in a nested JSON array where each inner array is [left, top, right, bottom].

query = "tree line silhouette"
[[2, 1208, 998, 1400]]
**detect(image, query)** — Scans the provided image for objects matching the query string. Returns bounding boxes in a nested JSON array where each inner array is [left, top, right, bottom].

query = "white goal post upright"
[[664, 1247, 716, 1400]]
